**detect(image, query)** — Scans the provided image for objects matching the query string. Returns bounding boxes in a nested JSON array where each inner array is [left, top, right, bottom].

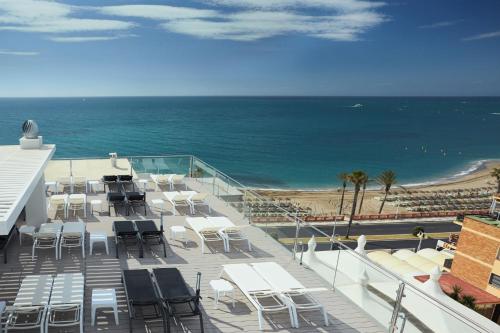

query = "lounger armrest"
[[165, 295, 201, 304]]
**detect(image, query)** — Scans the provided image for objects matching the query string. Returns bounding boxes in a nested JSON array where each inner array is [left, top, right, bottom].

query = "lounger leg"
[[322, 306, 329, 326], [214, 289, 219, 309], [290, 306, 299, 328], [113, 304, 119, 325], [199, 312, 204, 333], [32, 243, 36, 261], [161, 237, 167, 257], [91, 305, 96, 326], [105, 238, 109, 255], [115, 237, 119, 259], [257, 309, 263, 330]]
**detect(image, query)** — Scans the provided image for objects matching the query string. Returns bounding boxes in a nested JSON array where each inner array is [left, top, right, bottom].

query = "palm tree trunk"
[[339, 185, 346, 215], [379, 190, 388, 214], [346, 189, 360, 239], [358, 185, 366, 214]]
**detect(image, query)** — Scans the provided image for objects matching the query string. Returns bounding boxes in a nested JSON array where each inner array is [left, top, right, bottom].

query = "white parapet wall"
[[298, 236, 498, 333]]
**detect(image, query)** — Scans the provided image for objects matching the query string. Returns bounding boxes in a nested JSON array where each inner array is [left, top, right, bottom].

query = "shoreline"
[[254, 159, 500, 216], [249, 158, 500, 192]]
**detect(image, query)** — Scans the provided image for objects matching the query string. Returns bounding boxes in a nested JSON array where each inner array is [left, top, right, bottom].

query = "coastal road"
[[261, 220, 461, 239], [261, 220, 460, 251]]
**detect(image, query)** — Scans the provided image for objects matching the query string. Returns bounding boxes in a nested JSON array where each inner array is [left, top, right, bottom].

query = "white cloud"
[[463, 30, 500, 41], [419, 20, 462, 29], [199, 0, 385, 11], [102, 2, 387, 41], [47, 34, 136, 42], [0, 49, 39, 56], [0, 0, 135, 33], [0, 0, 387, 42], [99, 5, 218, 20], [161, 10, 386, 41]]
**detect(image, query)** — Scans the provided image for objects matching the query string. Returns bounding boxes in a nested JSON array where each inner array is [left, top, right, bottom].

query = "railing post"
[[189, 155, 194, 178], [292, 213, 300, 259], [212, 172, 216, 196], [389, 281, 406, 333]]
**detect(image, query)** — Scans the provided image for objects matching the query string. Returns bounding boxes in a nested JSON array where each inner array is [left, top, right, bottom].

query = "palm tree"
[[337, 173, 349, 215], [490, 167, 500, 194], [460, 295, 476, 310], [377, 170, 397, 214], [357, 175, 369, 214], [346, 170, 368, 239], [448, 285, 462, 301]]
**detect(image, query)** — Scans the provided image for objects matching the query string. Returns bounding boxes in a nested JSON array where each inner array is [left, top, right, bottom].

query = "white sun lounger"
[[47, 273, 85, 333], [6, 274, 54, 332], [251, 262, 329, 327], [220, 263, 296, 330], [32, 222, 63, 261], [208, 217, 251, 252], [186, 217, 225, 253], [59, 222, 86, 259], [151, 174, 173, 191], [180, 191, 211, 214], [163, 191, 191, 215], [169, 174, 187, 190]]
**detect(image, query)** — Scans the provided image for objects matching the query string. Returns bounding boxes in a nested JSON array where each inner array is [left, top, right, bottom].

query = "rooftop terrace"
[[0, 153, 497, 333]]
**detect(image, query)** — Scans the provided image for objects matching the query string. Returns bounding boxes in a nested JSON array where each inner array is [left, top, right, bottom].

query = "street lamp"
[[416, 230, 425, 252]]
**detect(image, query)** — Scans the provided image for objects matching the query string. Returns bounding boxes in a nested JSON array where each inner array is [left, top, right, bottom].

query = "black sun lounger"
[[126, 192, 146, 215], [107, 192, 126, 216], [134, 220, 166, 257], [118, 175, 134, 191], [113, 221, 143, 258], [152, 268, 203, 333], [122, 269, 166, 333], [102, 175, 118, 192]]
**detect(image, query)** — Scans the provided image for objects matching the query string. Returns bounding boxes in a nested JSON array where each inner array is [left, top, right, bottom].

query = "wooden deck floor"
[[0, 178, 384, 333]]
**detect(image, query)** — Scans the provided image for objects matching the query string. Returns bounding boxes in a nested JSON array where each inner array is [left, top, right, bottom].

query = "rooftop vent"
[[19, 120, 43, 149]]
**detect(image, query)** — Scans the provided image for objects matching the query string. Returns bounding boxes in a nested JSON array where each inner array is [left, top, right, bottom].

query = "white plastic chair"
[[68, 194, 87, 218]]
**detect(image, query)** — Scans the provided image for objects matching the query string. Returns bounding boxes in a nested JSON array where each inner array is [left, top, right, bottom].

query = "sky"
[[0, 0, 499, 97]]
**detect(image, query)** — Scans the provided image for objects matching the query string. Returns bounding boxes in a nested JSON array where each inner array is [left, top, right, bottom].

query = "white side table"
[[45, 181, 58, 194], [151, 199, 165, 212], [170, 226, 187, 246], [89, 232, 109, 255], [87, 180, 100, 193], [90, 199, 102, 215], [138, 179, 149, 192], [18, 225, 36, 245], [209, 279, 235, 309], [91, 288, 118, 326]]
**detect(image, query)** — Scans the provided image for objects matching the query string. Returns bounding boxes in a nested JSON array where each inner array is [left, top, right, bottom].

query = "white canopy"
[[0, 144, 55, 235]]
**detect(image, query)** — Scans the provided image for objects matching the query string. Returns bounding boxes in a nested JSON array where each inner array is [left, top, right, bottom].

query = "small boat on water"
[[351, 103, 363, 108]]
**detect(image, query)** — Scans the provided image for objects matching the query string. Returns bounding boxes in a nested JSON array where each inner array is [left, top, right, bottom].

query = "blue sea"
[[0, 97, 499, 189]]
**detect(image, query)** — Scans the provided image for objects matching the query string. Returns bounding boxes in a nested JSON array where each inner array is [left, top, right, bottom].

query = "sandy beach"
[[256, 161, 500, 216]]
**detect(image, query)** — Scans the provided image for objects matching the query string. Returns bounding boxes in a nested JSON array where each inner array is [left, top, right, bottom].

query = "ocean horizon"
[[1, 96, 499, 189]]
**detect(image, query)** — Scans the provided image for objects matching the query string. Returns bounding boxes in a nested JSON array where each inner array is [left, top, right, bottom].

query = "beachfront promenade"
[[0, 164, 385, 332]]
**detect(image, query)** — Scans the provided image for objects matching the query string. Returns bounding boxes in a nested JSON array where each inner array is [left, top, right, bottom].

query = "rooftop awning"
[[0, 144, 55, 235]]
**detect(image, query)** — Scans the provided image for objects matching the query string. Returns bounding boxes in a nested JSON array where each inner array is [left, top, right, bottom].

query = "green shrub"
[[412, 226, 425, 237]]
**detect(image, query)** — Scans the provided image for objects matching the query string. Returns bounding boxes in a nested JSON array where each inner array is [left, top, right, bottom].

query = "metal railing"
[[49, 154, 494, 333]]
